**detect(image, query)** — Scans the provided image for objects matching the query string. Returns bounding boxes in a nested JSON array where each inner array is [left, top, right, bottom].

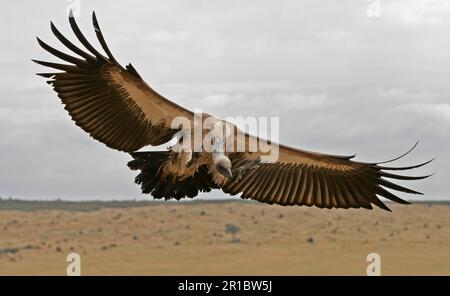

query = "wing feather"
[[278, 165, 294, 204], [34, 11, 193, 152], [223, 143, 432, 211]]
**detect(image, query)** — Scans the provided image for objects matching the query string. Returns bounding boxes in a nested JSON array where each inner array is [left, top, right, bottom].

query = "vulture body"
[[34, 12, 432, 211]]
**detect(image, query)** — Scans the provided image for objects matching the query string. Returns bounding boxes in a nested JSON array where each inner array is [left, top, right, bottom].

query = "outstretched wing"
[[33, 11, 193, 152], [223, 141, 432, 211]]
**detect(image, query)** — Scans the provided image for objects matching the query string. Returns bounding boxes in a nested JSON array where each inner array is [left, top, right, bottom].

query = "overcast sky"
[[0, 0, 449, 201]]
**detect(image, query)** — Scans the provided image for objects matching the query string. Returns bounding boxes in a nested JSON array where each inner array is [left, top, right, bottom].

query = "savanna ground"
[[0, 199, 448, 275]]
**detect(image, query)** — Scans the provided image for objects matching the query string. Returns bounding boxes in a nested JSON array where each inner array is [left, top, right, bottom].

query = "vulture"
[[33, 11, 432, 211]]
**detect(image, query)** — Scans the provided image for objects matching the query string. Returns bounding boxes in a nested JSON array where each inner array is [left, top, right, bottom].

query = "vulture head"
[[214, 155, 233, 179]]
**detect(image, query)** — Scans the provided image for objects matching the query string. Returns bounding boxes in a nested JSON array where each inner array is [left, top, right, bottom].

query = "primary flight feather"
[[34, 12, 432, 211]]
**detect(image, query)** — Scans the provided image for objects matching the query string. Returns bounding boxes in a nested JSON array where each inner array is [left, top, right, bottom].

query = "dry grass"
[[0, 200, 448, 275]]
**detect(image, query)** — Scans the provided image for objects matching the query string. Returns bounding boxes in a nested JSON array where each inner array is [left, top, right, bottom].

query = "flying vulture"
[[33, 12, 432, 211]]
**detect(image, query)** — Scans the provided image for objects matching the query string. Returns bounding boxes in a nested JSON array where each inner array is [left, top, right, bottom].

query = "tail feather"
[[127, 151, 217, 200]]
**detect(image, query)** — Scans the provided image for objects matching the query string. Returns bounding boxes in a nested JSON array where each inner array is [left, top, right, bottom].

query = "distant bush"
[[0, 247, 19, 254], [224, 224, 240, 243]]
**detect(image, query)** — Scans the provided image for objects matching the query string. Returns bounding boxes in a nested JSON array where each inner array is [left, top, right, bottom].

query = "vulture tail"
[[128, 151, 171, 196], [127, 152, 218, 200]]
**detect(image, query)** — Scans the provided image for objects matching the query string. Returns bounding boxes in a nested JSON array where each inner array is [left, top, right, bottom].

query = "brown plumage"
[[223, 147, 433, 211], [34, 11, 432, 211]]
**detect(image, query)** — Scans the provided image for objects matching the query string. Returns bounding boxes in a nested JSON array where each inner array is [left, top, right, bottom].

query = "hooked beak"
[[222, 168, 233, 179], [225, 169, 233, 179]]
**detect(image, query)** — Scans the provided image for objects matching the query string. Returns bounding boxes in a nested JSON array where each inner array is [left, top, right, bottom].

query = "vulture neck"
[[212, 137, 226, 162]]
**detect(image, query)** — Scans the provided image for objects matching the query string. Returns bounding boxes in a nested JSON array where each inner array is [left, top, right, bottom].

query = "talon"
[[186, 152, 201, 167]]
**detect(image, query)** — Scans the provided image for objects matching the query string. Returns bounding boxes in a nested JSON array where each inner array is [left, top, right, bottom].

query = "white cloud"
[[391, 102, 450, 121], [316, 31, 357, 51], [201, 94, 244, 107], [384, 0, 450, 25], [0, 107, 64, 125], [145, 30, 192, 42], [198, 31, 225, 58], [274, 93, 329, 110]]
